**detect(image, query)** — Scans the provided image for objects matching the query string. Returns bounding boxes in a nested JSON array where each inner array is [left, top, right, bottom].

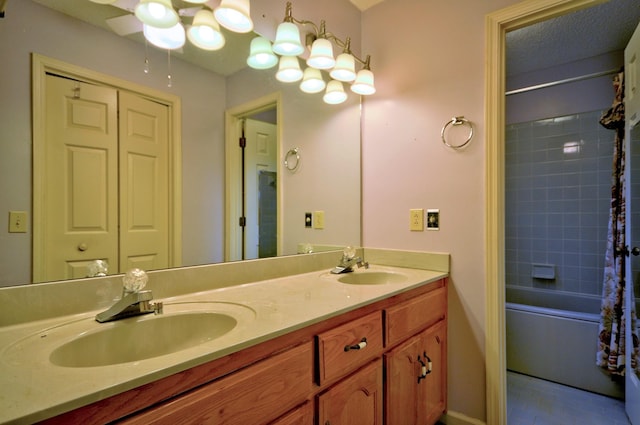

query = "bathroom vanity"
[[0, 249, 449, 425]]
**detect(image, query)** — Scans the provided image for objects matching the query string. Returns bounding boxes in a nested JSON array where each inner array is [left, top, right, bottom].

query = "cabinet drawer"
[[385, 285, 446, 346], [120, 342, 313, 425], [317, 311, 383, 384]]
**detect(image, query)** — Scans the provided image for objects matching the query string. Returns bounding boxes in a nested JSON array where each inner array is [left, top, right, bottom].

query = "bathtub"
[[506, 285, 625, 399]]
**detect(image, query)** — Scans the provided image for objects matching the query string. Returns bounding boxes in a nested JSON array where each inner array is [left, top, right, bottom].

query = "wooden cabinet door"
[[420, 321, 447, 425], [317, 359, 383, 425], [385, 321, 447, 425], [385, 332, 422, 425]]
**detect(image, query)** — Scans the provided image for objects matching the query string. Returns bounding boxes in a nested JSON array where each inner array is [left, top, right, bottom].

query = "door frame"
[[484, 0, 608, 423], [32, 54, 183, 282], [224, 92, 282, 262]]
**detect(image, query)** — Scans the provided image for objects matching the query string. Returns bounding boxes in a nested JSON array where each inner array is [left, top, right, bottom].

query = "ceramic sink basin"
[[2, 302, 255, 368], [50, 312, 236, 367], [337, 270, 408, 285]]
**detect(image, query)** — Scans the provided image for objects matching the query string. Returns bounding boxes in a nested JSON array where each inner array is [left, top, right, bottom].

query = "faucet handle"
[[342, 246, 356, 260], [123, 268, 148, 293]]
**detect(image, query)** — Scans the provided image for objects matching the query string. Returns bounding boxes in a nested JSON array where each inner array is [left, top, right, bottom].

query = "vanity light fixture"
[[323, 80, 348, 105], [130, 0, 254, 51], [135, 0, 179, 29], [213, 0, 254, 34], [247, 1, 375, 104], [186, 10, 225, 51], [300, 67, 326, 94], [143, 22, 186, 50], [276, 56, 304, 83], [247, 36, 279, 69]]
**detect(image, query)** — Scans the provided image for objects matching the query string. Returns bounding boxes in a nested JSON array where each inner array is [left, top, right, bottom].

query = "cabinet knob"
[[78, 242, 88, 252], [344, 337, 367, 352]]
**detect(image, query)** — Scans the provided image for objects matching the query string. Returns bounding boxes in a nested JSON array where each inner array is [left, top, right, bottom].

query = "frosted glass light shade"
[[183, 0, 208, 3], [307, 38, 335, 70], [272, 22, 304, 56], [351, 69, 376, 95], [247, 37, 278, 69], [187, 10, 225, 50], [330, 53, 357, 82], [300, 67, 326, 94], [214, 0, 254, 33], [276, 56, 303, 83], [143, 22, 186, 50], [135, 0, 179, 29], [323, 80, 347, 104]]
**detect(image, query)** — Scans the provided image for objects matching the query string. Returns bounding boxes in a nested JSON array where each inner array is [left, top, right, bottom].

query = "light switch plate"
[[410, 209, 424, 231], [9, 211, 28, 233], [314, 211, 325, 229]]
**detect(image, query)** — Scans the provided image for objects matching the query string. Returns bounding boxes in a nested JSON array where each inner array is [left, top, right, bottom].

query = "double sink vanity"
[[0, 248, 449, 424]]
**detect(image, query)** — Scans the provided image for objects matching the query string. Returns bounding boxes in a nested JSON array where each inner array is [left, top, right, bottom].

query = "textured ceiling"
[[506, 0, 640, 76]]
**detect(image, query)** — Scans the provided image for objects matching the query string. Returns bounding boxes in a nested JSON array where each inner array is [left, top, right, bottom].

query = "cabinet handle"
[[344, 337, 367, 352], [417, 352, 432, 383]]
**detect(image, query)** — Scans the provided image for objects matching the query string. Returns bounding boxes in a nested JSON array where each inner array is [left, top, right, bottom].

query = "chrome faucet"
[[95, 269, 163, 323], [331, 247, 369, 274]]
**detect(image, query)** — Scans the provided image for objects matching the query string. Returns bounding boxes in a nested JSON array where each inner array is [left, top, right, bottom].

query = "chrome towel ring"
[[441, 116, 473, 150], [284, 147, 300, 172]]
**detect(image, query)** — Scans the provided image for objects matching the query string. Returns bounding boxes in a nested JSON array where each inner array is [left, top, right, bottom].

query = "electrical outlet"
[[427, 209, 440, 230], [410, 209, 424, 231], [305, 212, 312, 228], [9, 211, 28, 233], [314, 211, 325, 229]]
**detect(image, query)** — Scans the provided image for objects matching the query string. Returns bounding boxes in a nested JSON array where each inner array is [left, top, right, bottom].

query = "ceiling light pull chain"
[[144, 39, 150, 75], [167, 49, 172, 88]]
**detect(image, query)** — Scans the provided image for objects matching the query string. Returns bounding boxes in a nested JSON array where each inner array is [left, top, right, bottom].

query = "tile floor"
[[507, 371, 630, 425]]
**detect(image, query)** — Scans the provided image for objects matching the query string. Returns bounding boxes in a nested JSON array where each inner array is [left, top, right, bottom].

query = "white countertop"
[[0, 264, 447, 424]]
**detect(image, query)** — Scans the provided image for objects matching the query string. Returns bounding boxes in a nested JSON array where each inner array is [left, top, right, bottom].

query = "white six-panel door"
[[38, 74, 170, 282], [42, 75, 119, 281]]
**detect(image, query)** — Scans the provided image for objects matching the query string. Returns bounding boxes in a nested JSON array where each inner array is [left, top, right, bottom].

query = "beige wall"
[[361, 0, 520, 421]]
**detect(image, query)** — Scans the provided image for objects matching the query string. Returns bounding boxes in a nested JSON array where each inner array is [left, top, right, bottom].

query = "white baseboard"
[[441, 410, 486, 425]]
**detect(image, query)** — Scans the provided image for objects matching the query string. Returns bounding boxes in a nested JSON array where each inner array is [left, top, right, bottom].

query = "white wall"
[[361, 0, 520, 421]]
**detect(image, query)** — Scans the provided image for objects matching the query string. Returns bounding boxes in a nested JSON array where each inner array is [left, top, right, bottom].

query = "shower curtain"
[[596, 71, 640, 376]]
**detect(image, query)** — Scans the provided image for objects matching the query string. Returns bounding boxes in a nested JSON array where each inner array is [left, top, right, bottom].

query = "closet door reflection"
[[35, 74, 172, 282]]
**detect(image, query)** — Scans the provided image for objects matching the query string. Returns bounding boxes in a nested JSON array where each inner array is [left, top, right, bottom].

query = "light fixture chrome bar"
[[505, 68, 619, 96], [283, 1, 372, 69]]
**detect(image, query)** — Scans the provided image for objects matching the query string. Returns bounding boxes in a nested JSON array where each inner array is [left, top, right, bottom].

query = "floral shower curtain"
[[596, 70, 640, 377]]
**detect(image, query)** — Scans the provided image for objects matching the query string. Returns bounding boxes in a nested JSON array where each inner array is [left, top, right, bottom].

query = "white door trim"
[[224, 92, 282, 262], [484, 1, 608, 423], [32, 54, 183, 281]]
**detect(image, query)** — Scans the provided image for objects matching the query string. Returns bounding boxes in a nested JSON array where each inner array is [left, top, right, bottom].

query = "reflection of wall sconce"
[[246, 1, 376, 105], [90, 0, 254, 51]]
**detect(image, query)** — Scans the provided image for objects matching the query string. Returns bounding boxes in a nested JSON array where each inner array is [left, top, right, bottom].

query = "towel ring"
[[441, 116, 473, 150], [284, 147, 300, 172]]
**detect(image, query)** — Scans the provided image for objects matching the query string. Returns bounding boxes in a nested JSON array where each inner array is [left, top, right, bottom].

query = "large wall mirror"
[[0, 0, 363, 287]]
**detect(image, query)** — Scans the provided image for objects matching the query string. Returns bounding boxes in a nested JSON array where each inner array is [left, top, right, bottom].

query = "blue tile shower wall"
[[505, 110, 615, 296]]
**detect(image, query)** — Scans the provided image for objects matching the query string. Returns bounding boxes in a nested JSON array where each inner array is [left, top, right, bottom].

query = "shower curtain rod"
[[505, 68, 619, 96]]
